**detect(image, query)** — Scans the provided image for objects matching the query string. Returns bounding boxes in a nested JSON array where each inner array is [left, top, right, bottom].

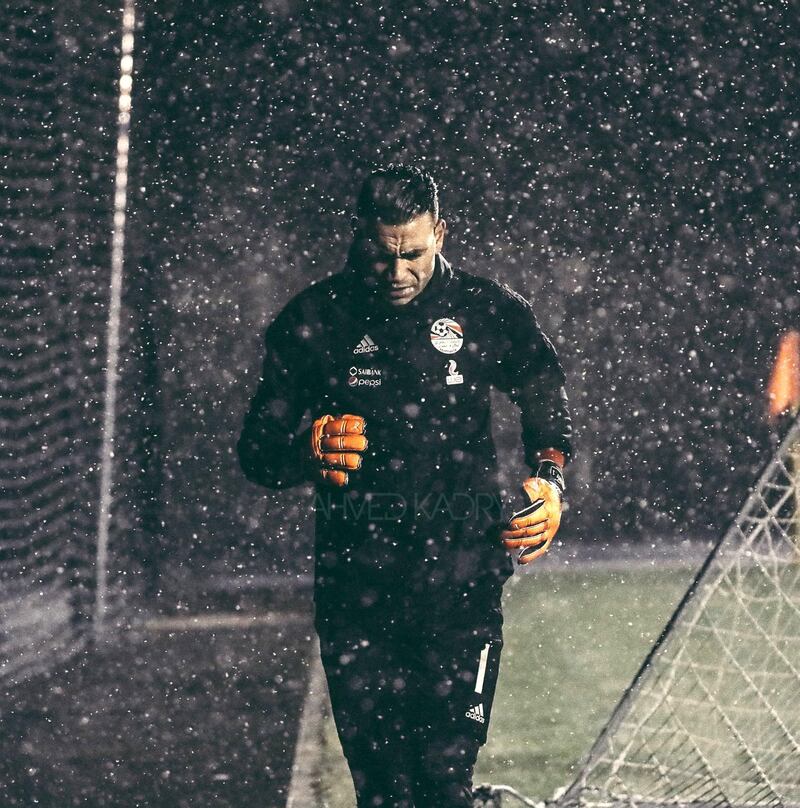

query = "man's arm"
[[237, 311, 313, 490], [493, 288, 573, 563], [493, 288, 573, 467], [513, 381, 572, 470]]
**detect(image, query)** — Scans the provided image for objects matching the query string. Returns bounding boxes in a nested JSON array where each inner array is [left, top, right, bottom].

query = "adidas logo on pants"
[[465, 703, 485, 724]]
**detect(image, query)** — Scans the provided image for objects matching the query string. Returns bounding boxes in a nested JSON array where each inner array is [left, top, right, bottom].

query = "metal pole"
[[95, 0, 136, 638]]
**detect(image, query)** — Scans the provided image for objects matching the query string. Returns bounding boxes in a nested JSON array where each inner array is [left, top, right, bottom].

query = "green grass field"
[[317, 564, 698, 806]]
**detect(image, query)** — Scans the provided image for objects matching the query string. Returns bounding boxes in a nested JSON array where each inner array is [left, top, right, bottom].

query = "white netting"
[[560, 416, 800, 808]]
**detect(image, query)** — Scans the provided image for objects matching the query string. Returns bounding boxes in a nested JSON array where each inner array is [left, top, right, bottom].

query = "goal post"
[[556, 413, 800, 808]]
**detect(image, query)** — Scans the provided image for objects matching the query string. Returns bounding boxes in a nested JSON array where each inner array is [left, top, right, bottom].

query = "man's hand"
[[310, 414, 368, 486], [500, 460, 565, 565]]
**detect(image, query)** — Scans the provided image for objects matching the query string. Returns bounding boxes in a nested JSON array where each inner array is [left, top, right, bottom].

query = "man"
[[238, 164, 572, 807]]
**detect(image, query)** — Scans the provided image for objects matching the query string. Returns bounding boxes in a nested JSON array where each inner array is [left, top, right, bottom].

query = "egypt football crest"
[[430, 317, 463, 354]]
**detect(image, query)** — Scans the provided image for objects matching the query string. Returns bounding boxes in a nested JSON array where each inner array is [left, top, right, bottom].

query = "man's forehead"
[[370, 215, 436, 245]]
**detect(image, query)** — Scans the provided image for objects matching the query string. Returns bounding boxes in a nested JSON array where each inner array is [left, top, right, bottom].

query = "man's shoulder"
[[264, 272, 351, 346], [276, 272, 350, 318], [450, 266, 533, 313]]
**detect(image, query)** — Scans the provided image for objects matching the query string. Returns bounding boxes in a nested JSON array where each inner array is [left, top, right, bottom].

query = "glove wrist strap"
[[535, 459, 565, 499]]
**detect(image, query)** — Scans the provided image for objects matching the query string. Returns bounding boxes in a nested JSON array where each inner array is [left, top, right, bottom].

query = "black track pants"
[[318, 607, 503, 808]]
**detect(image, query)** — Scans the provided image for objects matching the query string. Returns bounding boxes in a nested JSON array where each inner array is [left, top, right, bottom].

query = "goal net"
[[557, 414, 800, 808]]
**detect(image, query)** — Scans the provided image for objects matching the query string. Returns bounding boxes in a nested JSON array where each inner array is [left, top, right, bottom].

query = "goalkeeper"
[[238, 164, 572, 808]]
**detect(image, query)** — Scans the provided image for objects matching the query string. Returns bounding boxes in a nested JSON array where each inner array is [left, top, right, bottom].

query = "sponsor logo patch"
[[446, 359, 464, 386], [430, 318, 463, 354], [353, 334, 379, 354], [348, 366, 382, 387]]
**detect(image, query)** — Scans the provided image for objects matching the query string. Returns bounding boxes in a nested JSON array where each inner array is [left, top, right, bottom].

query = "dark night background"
[[5, 0, 799, 600], [128, 0, 798, 581]]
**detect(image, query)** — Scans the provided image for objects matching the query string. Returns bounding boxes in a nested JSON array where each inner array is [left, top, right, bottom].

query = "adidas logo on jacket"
[[353, 334, 379, 354]]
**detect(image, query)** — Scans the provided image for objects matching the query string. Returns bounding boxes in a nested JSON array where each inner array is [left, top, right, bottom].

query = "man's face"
[[355, 213, 446, 306]]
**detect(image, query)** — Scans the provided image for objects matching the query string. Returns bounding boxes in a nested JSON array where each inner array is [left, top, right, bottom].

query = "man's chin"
[[378, 289, 417, 306]]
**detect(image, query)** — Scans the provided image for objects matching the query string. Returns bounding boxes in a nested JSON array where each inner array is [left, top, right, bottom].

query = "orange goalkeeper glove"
[[310, 413, 368, 486], [500, 460, 565, 565]]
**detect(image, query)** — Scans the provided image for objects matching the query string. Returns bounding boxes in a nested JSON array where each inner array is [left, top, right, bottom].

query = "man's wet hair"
[[355, 164, 439, 225]]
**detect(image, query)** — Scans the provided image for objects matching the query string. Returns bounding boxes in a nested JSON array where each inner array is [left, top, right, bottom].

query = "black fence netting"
[[1, 0, 152, 683]]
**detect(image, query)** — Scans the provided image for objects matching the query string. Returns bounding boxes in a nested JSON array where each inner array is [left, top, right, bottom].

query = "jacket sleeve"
[[237, 308, 314, 489], [493, 289, 574, 467]]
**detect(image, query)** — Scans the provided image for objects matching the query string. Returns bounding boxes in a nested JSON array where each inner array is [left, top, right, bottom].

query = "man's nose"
[[387, 257, 408, 280]]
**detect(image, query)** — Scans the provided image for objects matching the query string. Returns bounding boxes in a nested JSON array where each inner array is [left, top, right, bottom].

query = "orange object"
[[766, 330, 800, 423], [311, 413, 368, 486], [499, 477, 563, 565]]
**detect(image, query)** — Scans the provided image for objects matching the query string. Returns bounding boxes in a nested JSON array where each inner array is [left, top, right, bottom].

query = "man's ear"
[[434, 218, 447, 252]]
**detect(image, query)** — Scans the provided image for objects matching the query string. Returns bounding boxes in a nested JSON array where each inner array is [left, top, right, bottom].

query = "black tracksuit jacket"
[[238, 256, 572, 622]]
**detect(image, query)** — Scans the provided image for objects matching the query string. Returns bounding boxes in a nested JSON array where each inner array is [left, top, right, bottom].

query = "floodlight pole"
[[95, 0, 136, 638]]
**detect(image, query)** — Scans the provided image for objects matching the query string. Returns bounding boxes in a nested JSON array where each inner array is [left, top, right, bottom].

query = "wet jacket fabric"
[[238, 256, 572, 619]]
